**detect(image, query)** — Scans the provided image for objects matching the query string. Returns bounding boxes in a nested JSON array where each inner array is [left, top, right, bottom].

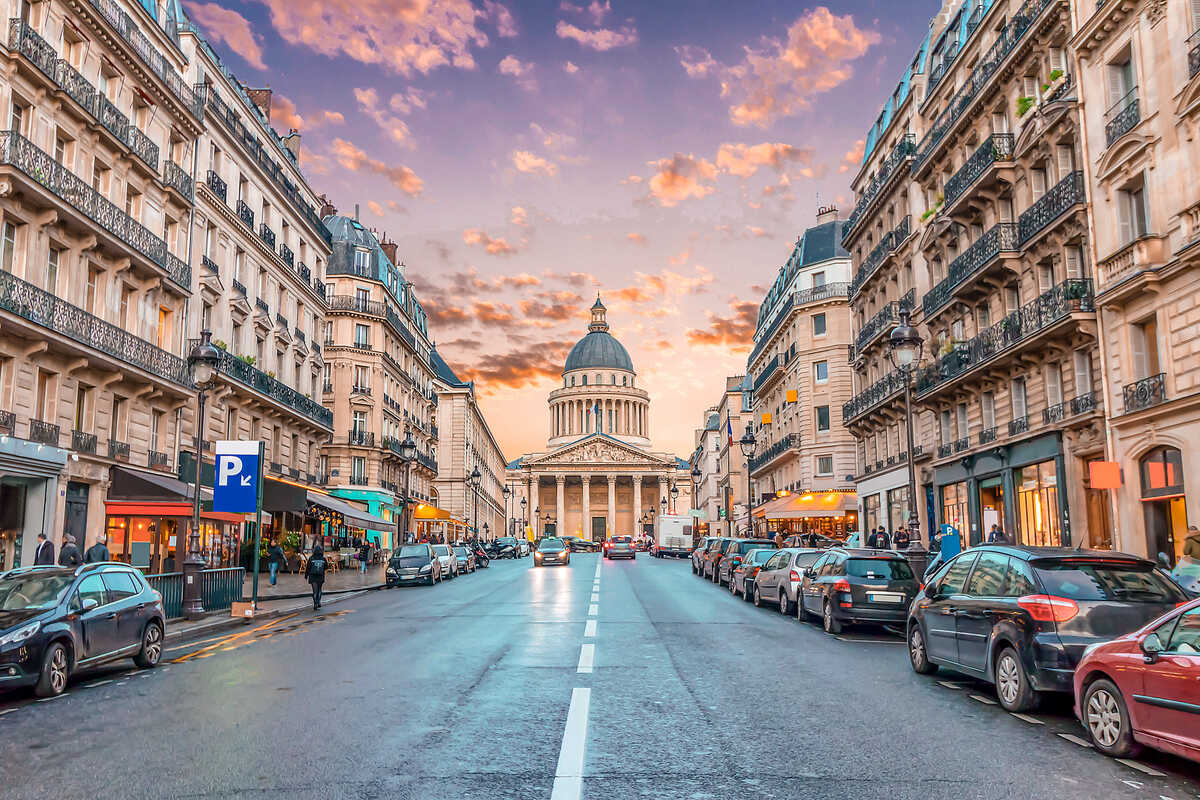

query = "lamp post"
[[521, 497, 528, 534], [888, 308, 925, 549], [739, 427, 757, 537], [670, 484, 679, 514], [469, 466, 482, 541], [502, 485, 512, 537], [482, 523, 489, 542], [399, 430, 417, 544], [184, 330, 220, 620]]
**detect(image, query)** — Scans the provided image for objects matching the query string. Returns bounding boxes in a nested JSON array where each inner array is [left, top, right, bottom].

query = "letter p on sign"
[[218, 456, 242, 486], [213, 440, 261, 514]]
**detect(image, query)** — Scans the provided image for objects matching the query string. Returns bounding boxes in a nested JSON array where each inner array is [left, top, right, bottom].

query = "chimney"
[[379, 234, 399, 266], [354, 203, 360, 221], [816, 204, 839, 224], [281, 130, 301, 160], [318, 194, 336, 218], [244, 87, 272, 121]]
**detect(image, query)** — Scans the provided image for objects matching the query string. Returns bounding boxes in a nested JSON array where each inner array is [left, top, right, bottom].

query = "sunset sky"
[[184, 0, 937, 461]]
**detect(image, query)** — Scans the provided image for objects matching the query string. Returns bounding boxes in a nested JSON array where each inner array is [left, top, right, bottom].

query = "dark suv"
[[799, 548, 919, 634], [0, 564, 166, 697], [907, 546, 1189, 712], [692, 538, 721, 575], [715, 539, 777, 586], [700, 538, 733, 580], [386, 544, 442, 586]]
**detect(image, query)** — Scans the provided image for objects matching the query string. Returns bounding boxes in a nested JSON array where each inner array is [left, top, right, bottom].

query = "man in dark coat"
[[266, 541, 285, 585], [58, 535, 82, 568], [33, 533, 55, 565], [83, 534, 110, 563], [305, 545, 328, 610], [867, 528, 891, 550]]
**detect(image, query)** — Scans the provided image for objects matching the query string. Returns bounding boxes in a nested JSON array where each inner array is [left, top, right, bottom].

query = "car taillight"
[[789, 569, 801, 582], [1017, 594, 1079, 623], [833, 578, 851, 593]]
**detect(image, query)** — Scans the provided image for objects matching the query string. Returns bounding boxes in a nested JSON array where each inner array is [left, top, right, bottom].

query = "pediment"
[[525, 434, 671, 468]]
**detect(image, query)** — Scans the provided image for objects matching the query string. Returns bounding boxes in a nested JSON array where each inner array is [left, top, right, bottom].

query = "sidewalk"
[[249, 563, 388, 600]]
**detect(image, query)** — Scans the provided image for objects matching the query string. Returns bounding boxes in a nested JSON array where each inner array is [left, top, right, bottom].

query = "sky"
[[184, 0, 939, 461]]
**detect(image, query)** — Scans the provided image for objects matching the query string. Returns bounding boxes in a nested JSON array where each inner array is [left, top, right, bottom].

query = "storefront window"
[[1140, 446, 1187, 566], [887, 486, 909, 533], [1016, 460, 1061, 547], [864, 494, 881, 533], [941, 482, 968, 536]]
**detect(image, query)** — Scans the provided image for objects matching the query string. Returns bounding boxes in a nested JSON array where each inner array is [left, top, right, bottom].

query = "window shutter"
[[1065, 246, 1084, 279], [1131, 323, 1148, 379], [1193, 0, 1200, 33], [1046, 363, 1063, 406], [1050, 48, 1066, 73], [1056, 145, 1074, 177], [1118, 190, 1134, 244], [1073, 350, 1092, 393], [1107, 65, 1124, 108]]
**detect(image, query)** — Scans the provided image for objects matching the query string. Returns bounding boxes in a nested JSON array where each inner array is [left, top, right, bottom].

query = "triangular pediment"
[[525, 434, 672, 468]]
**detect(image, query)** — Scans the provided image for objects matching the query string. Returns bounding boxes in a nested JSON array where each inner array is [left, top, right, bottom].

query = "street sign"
[[213, 441, 261, 514]]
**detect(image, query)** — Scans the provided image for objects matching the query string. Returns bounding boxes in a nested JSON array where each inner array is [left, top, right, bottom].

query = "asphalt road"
[[1, 553, 1198, 800]]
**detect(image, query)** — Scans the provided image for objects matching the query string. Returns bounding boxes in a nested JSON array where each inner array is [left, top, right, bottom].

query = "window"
[[570, 376, 575, 387], [813, 361, 828, 384], [8, 98, 28, 135], [54, 133, 73, 168], [1073, 350, 1092, 395], [74, 574, 108, 609], [92, 160, 110, 195], [976, 303, 990, 329], [815, 455, 833, 476], [74, 384, 89, 431], [352, 411, 366, 435], [582, 375, 588, 386], [1, 221, 18, 271], [815, 405, 830, 432], [812, 313, 826, 336], [1011, 377, 1027, 420], [1131, 316, 1160, 379], [352, 456, 366, 481], [1165, 608, 1200, 654], [1065, 245, 1086, 279], [354, 248, 370, 273], [1046, 363, 1063, 408], [354, 324, 369, 348], [934, 552, 978, 596], [940, 409, 952, 443], [1118, 178, 1149, 243], [981, 391, 995, 431], [353, 365, 369, 391], [156, 307, 171, 349], [956, 403, 968, 438], [1107, 51, 1136, 114], [355, 287, 369, 309], [1005, 286, 1020, 312], [151, 410, 163, 450], [111, 395, 125, 439], [225, 409, 237, 440], [811, 271, 826, 288], [965, 552, 1009, 596], [1030, 166, 1047, 201], [34, 370, 55, 421], [101, 571, 139, 601]]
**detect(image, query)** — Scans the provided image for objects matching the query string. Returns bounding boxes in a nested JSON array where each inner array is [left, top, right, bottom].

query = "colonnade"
[[526, 472, 672, 538], [550, 397, 648, 439]]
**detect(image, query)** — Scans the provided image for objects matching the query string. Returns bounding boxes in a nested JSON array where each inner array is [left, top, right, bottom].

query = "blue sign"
[[213, 441, 261, 514], [940, 524, 962, 561]]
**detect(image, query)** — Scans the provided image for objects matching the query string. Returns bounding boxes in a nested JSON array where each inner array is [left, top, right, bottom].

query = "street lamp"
[[739, 427, 757, 537], [184, 330, 220, 619], [888, 308, 924, 549], [670, 484, 679, 514], [691, 465, 702, 537], [469, 466, 482, 540], [502, 485, 512, 537], [521, 497, 528, 533], [399, 430, 417, 544], [482, 522, 489, 541]]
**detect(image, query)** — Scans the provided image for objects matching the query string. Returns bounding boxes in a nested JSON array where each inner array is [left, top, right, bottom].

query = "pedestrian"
[[266, 539, 285, 586], [1183, 525, 1200, 559], [987, 523, 1007, 543], [33, 533, 55, 565], [774, 531, 784, 548], [83, 533, 110, 563], [305, 545, 327, 610], [892, 527, 910, 550], [357, 540, 371, 574], [867, 528, 891, 549], [57, 535, 81, 567]]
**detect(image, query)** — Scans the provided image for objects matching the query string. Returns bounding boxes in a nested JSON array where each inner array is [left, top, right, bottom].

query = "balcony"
[[72, 429, 97, 454], [752, 354, 780, 392], [148, 450, 170, 471], [841, 134, 916, 243], [843, 370, 906, 423], [108, 439, 130, 461], [916, 279, 1094, 398], [748, 433, 799, 474], [255, 298, 270, 315], [296, 262, 311, 284], [1123, 373, 1166, 413], [937, 443, 953, 458], [237, 199, 254, 229], [416, 452, 438, 473], [855, 291, 915, 357], [295, 328, 306, 344], [205, 170, 228, 202], [199, 255, 217, 275], [953, 436, 970, 452], [352, 384, 372, 395], [279, 244, 294, 267], [275, 313, 288, 330], [259, 223, 276, 250], [349, 431, 375, 447], [979, 427, 997, 444], [1189, 30, 1200, 79], [850, 217, 910, 298], [1097, 234, 1168, 292], [1070, 391, 1098, 415], [1043, 402, 1066, 424], [0, 268, 190, 385], [1008, 416, 1030, 436], [162, 160, 192, 200], [1017, 171, 1086, 246], [0, 410, 12, 434], [28, 418, 60, 445], [322, 382, 333, 394], [1104, 88, 1139, 147], [193, 341, 333, 429], [232, 279, 247, 297], [96, 95, 159, 172], [942, 134, 1014, 209], [922, 223, 1019, 318], [0, 131, 189, 289]]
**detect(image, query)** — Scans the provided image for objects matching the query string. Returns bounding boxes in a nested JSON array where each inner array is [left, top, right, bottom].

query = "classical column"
[[633, 475, 642, 534], [582, 476, 591, 539], [658, 475, 668, 515], [555, 474, 566, 535], [607, 474, 617, 537]]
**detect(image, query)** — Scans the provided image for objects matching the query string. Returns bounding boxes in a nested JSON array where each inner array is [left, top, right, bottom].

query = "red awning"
[[104, 501, 246, 524]]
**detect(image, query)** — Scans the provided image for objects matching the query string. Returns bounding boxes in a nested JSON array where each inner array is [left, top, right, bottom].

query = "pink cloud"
[[645, 153, 717, 206], [272, 95, 344, 132], [368, 200, 385, 216], [484, 0, 518, 37], [715, 142, 814, 177], [463, 228, 521, 256], [353, 87, 412, 144], [330, 138, 424, 195], [626, 232, 647, 245], [511, 206, 530, 227], [186, 2, 267, 70], [839, 138, 866, 173], [559, 0, 611, 24], [512, 150, 559, 176], [555, 20, 637, 50], [564, 60, 580, 74]]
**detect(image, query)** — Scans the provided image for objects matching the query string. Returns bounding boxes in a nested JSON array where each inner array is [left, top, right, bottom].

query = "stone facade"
[[691, 375, 752, 537]]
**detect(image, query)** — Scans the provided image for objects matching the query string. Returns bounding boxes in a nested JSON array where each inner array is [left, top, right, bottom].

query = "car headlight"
[[419, 564, 432, 573], [535, 552, 543, 558], [0, 621, 41, 648], [386, 568, 397, 575]]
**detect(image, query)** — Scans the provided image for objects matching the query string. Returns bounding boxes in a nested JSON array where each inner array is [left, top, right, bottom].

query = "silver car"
[[750, 548, 822, 613], [431, 544, 459, 578]]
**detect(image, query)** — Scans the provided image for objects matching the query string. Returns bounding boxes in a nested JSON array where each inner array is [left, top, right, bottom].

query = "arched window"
[[582, 375, 587, 386], [595, 374, 601, 384], [1140, 446, 1185, 499], [571, 376, 576, 387], [611, 374, 616, 385], [622, 376, 627, 386]]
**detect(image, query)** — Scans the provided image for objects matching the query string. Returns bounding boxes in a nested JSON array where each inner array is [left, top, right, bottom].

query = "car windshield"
[[846, 558, 914, 580], [747, 549, 776, 565], [452, 547, 470, 556], [794, 552, 822, 568], [432, 545, 450, 556], [396, 546, 428, 558], [539, 539, 565, 551], [1032, 561, 1187, 603], [0, 574, 74, 611]]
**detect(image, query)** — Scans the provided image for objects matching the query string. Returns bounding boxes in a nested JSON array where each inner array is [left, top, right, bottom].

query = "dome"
[[564, 331, 634, 373]]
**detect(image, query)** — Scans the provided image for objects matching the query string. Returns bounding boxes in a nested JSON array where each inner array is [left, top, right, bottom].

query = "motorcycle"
[[473, 545, 491, 568], [496, 544, 517, 559]]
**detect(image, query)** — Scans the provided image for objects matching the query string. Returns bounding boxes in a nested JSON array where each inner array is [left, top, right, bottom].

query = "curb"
[[163, 589, 370, 644]]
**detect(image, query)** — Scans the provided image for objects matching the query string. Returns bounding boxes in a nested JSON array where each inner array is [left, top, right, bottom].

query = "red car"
[[1073, 597, 1200, 763]]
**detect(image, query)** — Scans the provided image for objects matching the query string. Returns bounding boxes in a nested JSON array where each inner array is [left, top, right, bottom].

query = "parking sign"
[[213, 441, 261, 513]]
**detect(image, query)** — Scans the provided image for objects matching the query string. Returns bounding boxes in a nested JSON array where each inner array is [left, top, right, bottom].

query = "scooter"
[[473, 545, 491, 568]]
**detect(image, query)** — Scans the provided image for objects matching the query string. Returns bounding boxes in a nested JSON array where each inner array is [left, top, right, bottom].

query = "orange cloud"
[[716, 142, 814, 178], [559, 0, 611, 24], [646, 153, 717, 207], [686, 298, 758, 351], [498, 54, 536, 90], [367, 200, 385, 216], [187, 2, 266, 70], [272, 95, 344, 132], [564, 60, 580, 74], [463, 228, 521, 256], [511, 206, 529, 227], [353, 87, 412, 144], [512, 150, 559, 176], [330, 138, 424, 195], [839, 138, 866, 173], [484, 0, 518, 37], [626, 232, 647, 245], [455, 339, 577, 391], [555, 20, 637, 50]]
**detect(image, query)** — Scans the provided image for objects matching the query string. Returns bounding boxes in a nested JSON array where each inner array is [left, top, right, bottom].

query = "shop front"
[[0, 437, 67, 570], [753, 490, 858, 539], [856, 464, 916, 538], [306, 491, 397, 555], [411, 502, 467, 542], [330, 486, 400, 550]]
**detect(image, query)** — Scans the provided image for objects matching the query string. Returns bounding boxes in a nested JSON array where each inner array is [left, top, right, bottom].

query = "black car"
[[799, 548, 919, 634], [715, 539, 777, 586], [907, 545, 1190, 712], [562, 536, 600, 553], [386, 544, 442, 586], [534, 538, 571, 566], [0, 564, 166, 697], [451, 546, 477, 573], [691, 537, 717, 575]]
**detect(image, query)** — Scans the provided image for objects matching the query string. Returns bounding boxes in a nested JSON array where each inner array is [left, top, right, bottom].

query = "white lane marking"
[[550, 688, 591, 800], [1010, 713, 1043, 725], [577, 644, 594, 674], [584, 620, 597, 638], [1117, 759, 1166, 777], [936, 680, 965, 689], [81, 679, 114, 689], [1058, 733, 1093, 748], [590, 593, 599, 602], [36, 694, 68, 703], [969, 694, 997, 705], [587, 604, 598, 616], [0, 707, 17, 716]]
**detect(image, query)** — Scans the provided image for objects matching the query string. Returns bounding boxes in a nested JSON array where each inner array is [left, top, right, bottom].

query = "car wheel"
[[753, 584, 763, 607], [35, 641, 69, 698], [778, 588, 792, 616], [134, 621, 163, 668], [729, 576, 738, 595], [1083, 679, 1140, 757], [822, 600, 842, 634], [908, 623, 937, 674], [742, 581, 753, 602], [994, 647, 1039, 712]]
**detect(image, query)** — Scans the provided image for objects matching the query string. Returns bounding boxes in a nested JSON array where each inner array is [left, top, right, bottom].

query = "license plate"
[[867, 592, 904, 603]]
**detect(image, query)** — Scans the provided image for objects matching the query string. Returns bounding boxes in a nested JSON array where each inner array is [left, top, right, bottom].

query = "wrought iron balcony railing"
[[108, 439, 130, 461], [923, 223, 1019, 318], [296, 261, 311, 284], [953, 436, 970, 452], [188, 340, 333, 428], [937, 443, 953, 458], [349, 430, 375, 447], [259, 223, 276, 250], [1070, 391, 1098, 415], [1104, 88, 1140, 147], [275, 313, 288, 330], [1017, 171, 1086, 245], [206, 170, 227, 202], [201, 255, 218, 274], [0, 268, 190, 384], [841, 134, 916, 242], [943, 134, 1014, 207], [0, 131, 189, 289], [148, 450, 170, 470], [28, 418, 59, 445], [72, 429, 97, 454], [1008, 416, 1030, 436], [979, 426, 997, 444], [843, 370, 906, 423], [295, 328, 306, 344], [1189, 30, 1200, 79], [237, 199, 254, 229], [255, 298, 270, 314], [753, 354, 780, 392], [1123, 373, 1166, 413], [749, 433, 799, 473], [850, 217, 909, 297], [416, 451, 438, 473], [1043, 402, 1066, 424], [232, 279, 247, 296], [279, 244, 294, 267], [163, 160, 192, 199]]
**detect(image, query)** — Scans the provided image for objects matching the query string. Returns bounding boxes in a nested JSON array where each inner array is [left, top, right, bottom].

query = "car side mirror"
[[1141, 633, 1164, 663], [81, 597, 99, 612]]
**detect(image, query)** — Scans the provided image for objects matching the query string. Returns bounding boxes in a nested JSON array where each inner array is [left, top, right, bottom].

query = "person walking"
[[83, 534, 110, 563], [892, 527, 910, 550], [266, 540, 285, 586], [58, 535, 82, 567], [357, 541, 371, 574], [987, 524, 1007, 544], [867, 528, 891, 550], [305, 545, 327, 610], [33, 533, 55, 566]]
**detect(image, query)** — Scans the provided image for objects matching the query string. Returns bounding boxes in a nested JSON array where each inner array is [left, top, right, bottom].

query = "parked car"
[[800, 547, 918, 634], [715, 539, 777, 586], [751, 548, 822, 612], [784, 533, 843, 549], [0, 564, 166, 697], [604, 536, 636, 560], [1073, 597, 1200, 762], [728, 548, 778, 601], [691, 538, 719, 575], [431, 544, 459, 579], [908, 546, 1190, 712], [700, 538, 733, 580], [1172, 556, 1200, 597], [386, 544, 442, 586], [516, 539, 532, 557], [534, 537, 572, 566], [451, 546, 477, 573]]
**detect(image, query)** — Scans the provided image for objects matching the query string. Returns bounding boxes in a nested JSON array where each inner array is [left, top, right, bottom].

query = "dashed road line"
[[81, 679, 113, 689], [587, 604, 598, 616], [577, 643, 594, 674], [584, 620, 596, 638], [36, 694, 68, 703], [969, 694, 997, 705], [590, 593, 599, 602], [0, 707, 18, 716], [1010, 713, 1043, 725], [936, 680, 965, 689], [1117, 759, 1166, 777], [1058, 733, 1093, 748], [550, 687, 590, 800]]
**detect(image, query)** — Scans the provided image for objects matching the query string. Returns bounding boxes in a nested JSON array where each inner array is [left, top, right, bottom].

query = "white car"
[[431, 544, 459, 578]]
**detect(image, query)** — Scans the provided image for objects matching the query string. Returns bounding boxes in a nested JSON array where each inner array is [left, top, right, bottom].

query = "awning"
[[753, 491, 857, 520], [307, 491, 396, 533], [103, 501, 246, 524]]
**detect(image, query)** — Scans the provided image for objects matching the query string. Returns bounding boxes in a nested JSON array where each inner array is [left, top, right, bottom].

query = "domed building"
[[507, 297, 692, 540]]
